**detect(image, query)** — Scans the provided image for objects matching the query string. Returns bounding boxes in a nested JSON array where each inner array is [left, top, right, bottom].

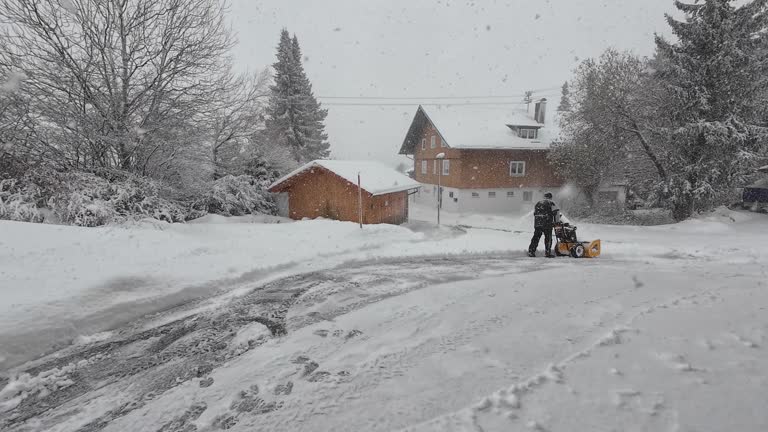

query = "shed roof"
[[399, 104, 559, 154], [269, 160, 421, 196]]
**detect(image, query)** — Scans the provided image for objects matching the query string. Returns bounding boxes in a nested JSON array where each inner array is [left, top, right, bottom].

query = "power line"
[[319, 101, 533, 107], [319, 94, 527, 100], [317, 96, 560, 107], [316, 86, 562, 101]]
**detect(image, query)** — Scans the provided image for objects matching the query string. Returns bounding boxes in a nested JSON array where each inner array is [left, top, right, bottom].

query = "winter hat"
[[544, 192, 553, 199]]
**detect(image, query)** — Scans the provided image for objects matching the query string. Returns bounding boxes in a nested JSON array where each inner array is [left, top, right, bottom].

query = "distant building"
[[399, 99, 566, 213], [268, 160, 421, 225]]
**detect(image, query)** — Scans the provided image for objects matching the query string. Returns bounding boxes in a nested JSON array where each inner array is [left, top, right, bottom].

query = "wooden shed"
[[268, 160, 421, 225]]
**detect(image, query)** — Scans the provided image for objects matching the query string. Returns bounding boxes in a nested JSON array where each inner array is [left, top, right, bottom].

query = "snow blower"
[[553, 222, 601, 258]]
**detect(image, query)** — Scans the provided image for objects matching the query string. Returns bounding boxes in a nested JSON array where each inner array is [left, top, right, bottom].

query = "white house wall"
[[456, 188, 548, 213], [411, 182, 629, 216], [412, 183, 556, 214]]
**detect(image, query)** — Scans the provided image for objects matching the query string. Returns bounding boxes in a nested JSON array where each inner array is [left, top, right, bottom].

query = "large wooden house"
[[399, 99, 566, 213], [269, 160, 421, 225]]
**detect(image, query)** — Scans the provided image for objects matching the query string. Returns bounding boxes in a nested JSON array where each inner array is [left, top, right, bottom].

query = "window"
[[421, 160, 427, 174], [523, 191, 533, 202], [433, 160, 437, 174], [509, 161, 526, 176], [599, 191, 619, 203], [421, 138, 426, 150], [507, 191, 515, 198], [440, 136, 446, 147], [519, 128, 537, 139], [449, 191, 454, 198], [471, 192, 480, 198], [488, 191, 496, 198], [442, 159, 450, 175], [430, 135, 436, 148]]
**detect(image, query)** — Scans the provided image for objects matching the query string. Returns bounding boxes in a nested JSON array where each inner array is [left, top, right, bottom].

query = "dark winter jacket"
[[533, 199, 558, 228]]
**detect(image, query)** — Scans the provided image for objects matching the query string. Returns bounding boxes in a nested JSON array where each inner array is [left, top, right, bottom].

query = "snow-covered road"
[[1, 207, 767, 431], [3, 248, 767, 431]]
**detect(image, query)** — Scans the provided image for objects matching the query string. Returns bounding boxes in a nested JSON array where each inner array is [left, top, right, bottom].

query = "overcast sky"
[[229, 0, 677, 167]]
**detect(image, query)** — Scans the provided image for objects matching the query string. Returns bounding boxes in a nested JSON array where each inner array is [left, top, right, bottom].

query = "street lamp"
[[436, 152, 445, 225]]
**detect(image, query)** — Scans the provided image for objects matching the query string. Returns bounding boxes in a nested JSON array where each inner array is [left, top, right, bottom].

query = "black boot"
[[527, 251, 536, 257]]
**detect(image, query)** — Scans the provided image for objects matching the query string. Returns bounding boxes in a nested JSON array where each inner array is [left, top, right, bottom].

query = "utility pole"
[[524, 90, 534, 110], [436, 153, 445, 225]]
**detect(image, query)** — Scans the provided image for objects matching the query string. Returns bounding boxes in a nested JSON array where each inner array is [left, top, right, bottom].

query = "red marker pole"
[[358, 172, 363, 229]]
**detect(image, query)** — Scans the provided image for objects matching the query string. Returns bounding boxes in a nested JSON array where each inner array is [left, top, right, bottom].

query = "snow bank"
[[187, 213, 291, 224], [0, 218, 424, 368]]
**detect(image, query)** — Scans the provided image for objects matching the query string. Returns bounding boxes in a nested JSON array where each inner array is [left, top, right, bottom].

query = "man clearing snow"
[[528, 192, 558, 258]]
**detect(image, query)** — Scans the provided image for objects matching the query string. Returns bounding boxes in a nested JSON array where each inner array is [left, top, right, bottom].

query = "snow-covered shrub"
[[1, 167, 275, 226], [49, 171, 189, 225], [0, 168, 189, 226], [45, 170, 116, 226], [0, 178, 45, 223], [108, 175, 186, 223], [193, 175, 276, 217], [54, 190, 116, 227]]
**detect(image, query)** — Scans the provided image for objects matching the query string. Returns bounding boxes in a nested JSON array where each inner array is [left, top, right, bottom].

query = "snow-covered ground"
[[1, 206, 767, 431], [0, 212, 526, 370]]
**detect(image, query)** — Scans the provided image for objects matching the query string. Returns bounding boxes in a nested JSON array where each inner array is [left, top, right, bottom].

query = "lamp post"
[[436, 152, 445, 225]]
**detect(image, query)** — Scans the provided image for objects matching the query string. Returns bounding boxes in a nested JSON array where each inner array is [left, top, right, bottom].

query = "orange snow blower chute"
[[553, 222, 601, 258]]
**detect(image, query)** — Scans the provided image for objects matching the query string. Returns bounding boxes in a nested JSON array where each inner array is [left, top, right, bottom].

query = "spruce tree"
[[557, 81, 571, 112], [264, 29, 330, 163], [655, 0, 768, 219], [291, 35, 330, 161]]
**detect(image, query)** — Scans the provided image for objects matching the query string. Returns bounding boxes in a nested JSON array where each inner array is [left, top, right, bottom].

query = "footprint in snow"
[[731, 334, 759, 348], [613, 389, 642, 408], [302, 361, 319, 377], [698, 339, 717, 350], [211, 413, 238, 430], [307, 371, 331, 382], [345, 329, 363, 340], [526, 420, 547, 431], [274, 381, 293, 395], [655, 352, 702, 372], [157, 402, 207, 432]]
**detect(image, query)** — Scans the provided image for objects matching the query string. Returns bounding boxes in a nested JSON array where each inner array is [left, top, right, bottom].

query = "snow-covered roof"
[[269, 160, 421, 196], [749, 177, 768, 188], [506, 111, 544, 128], [400, 104, 561, 153]]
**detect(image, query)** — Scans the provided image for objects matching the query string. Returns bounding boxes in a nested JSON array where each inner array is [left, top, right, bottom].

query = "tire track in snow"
[[1, 255, 535, 432]]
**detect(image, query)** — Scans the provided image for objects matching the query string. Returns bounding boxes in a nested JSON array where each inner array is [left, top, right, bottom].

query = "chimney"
[[535, 98, 547, 124]]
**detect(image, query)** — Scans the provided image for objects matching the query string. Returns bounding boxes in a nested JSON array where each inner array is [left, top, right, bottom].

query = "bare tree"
[[0, 0, 235, 174], [207, 70, 270, 179], [554, 49, 670, 202]]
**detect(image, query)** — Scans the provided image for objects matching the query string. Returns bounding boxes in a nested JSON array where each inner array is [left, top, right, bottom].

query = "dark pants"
[[528, 225, 553, 255]]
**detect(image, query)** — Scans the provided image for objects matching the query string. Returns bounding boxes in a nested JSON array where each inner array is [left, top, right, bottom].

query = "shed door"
[[276, 192, 289, 217]]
